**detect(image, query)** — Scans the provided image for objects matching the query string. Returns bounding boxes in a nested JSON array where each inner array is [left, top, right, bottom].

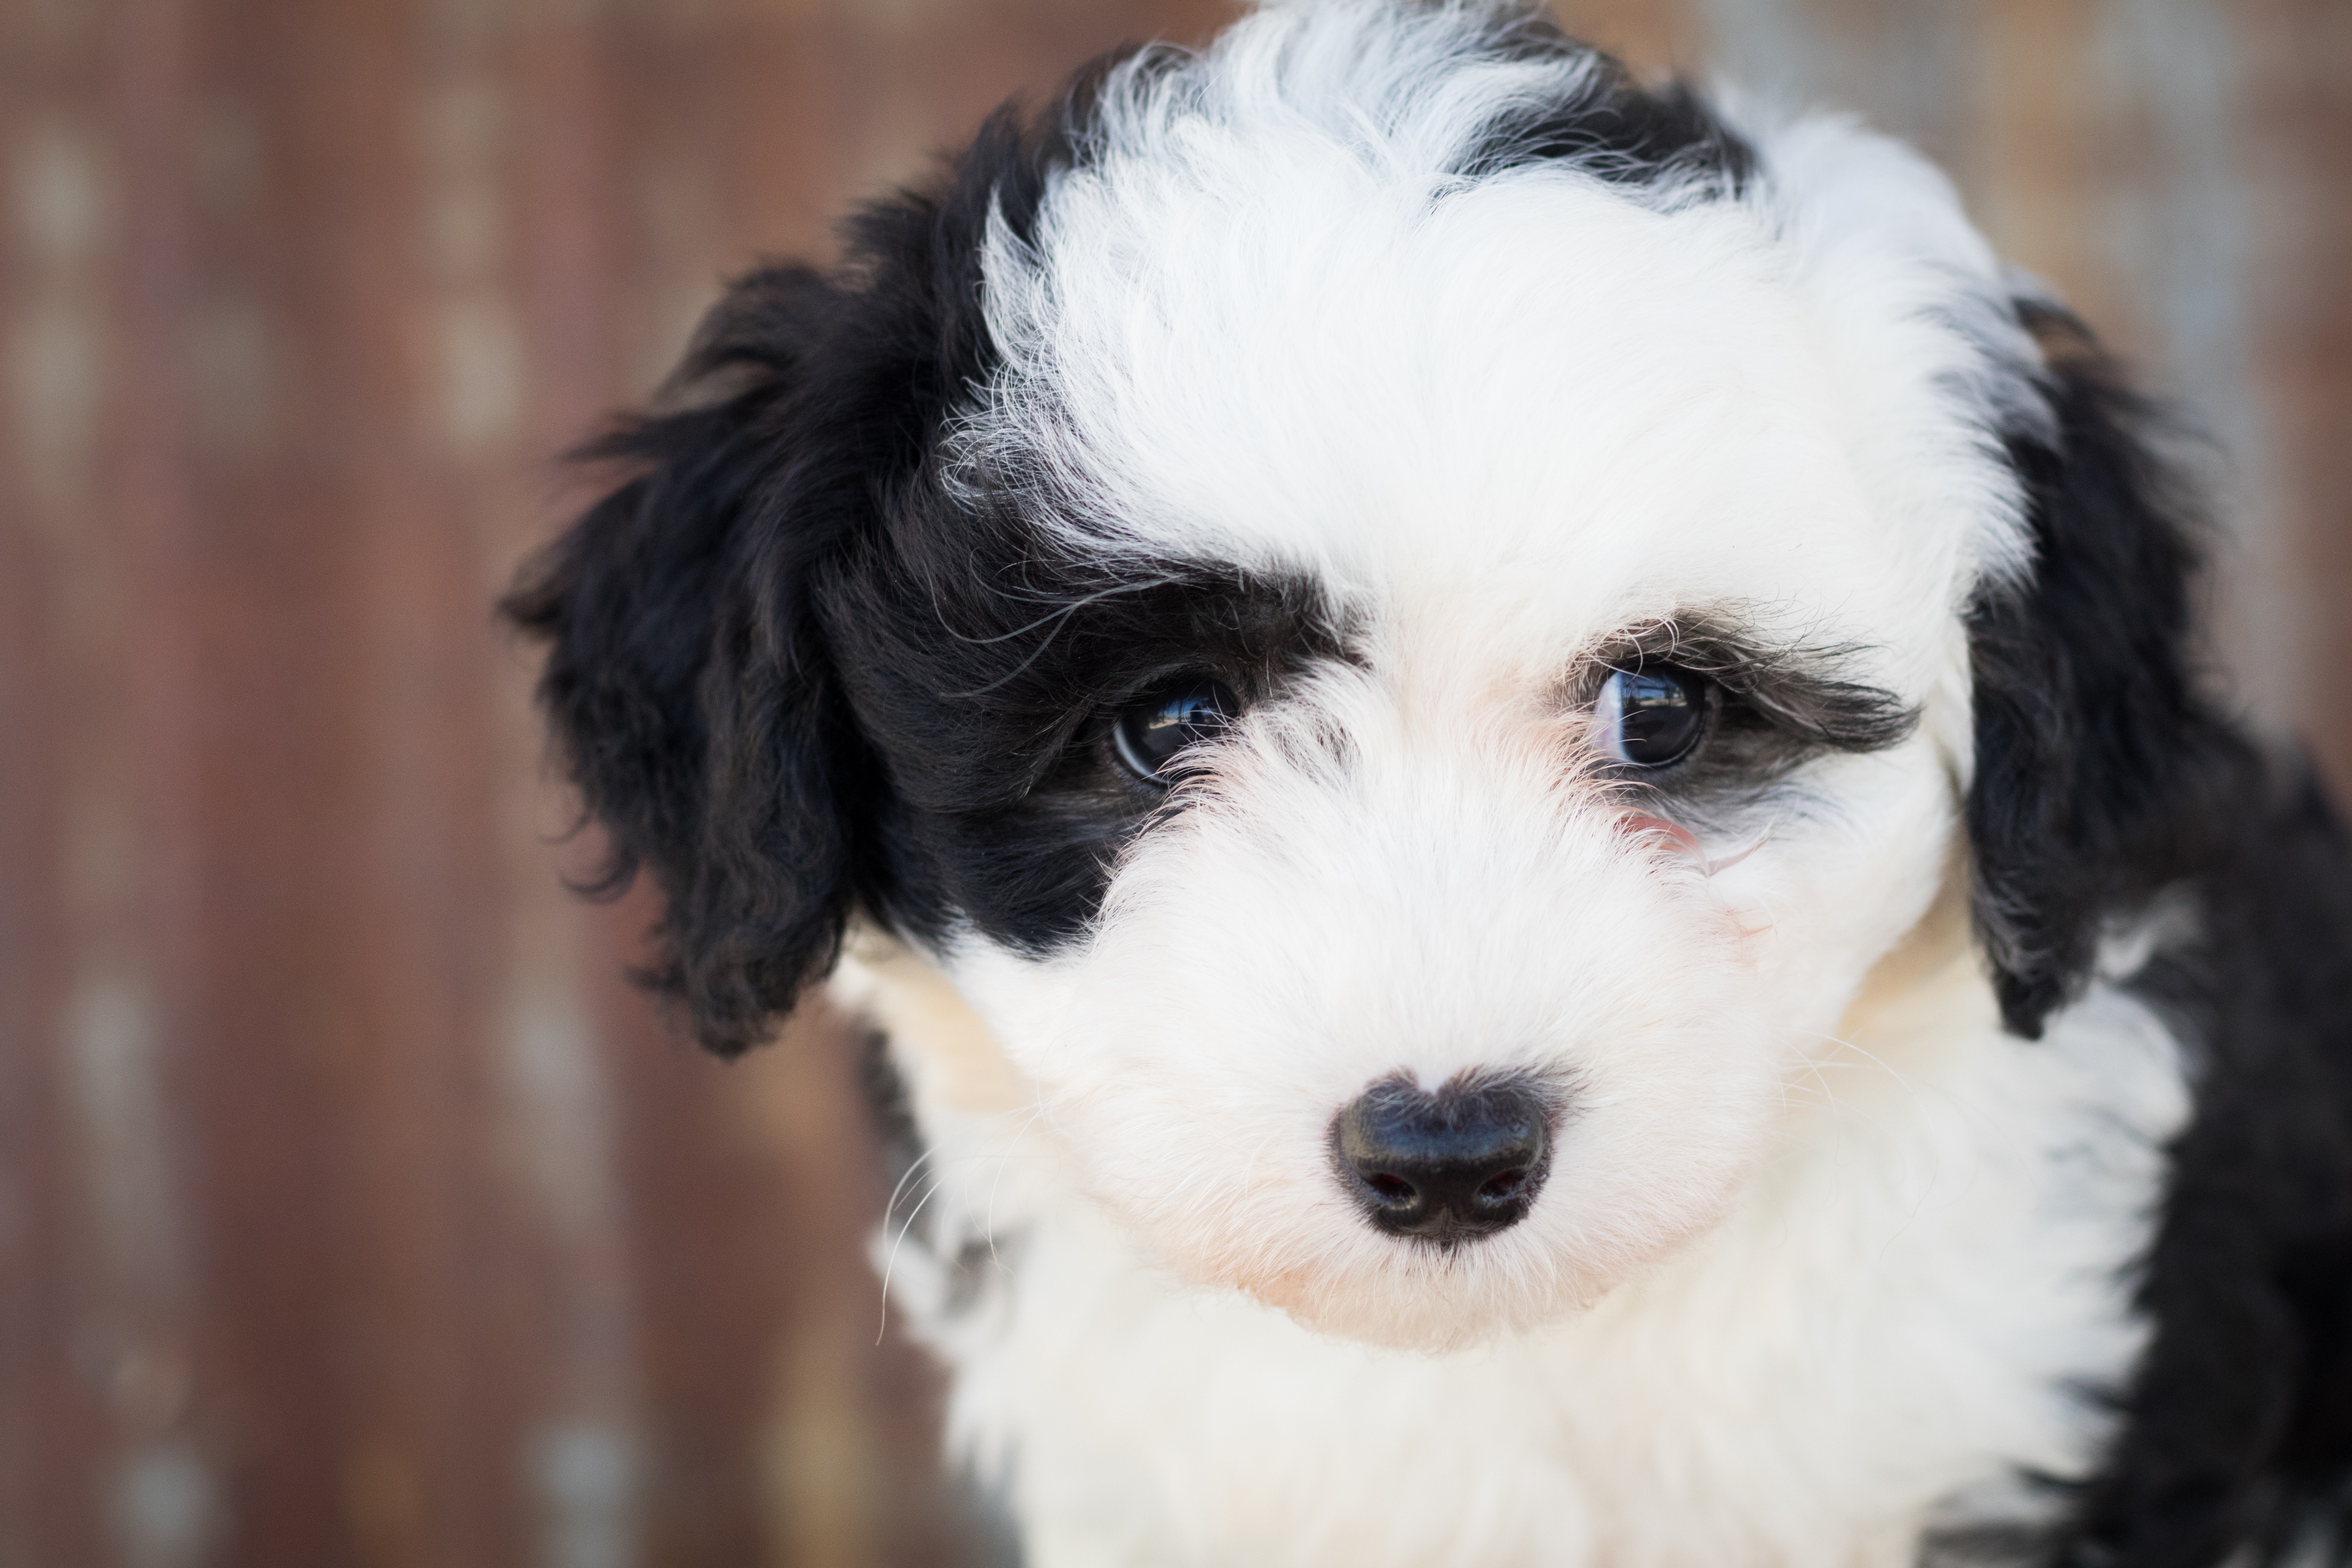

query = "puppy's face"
[[520, 7, 2206, 1354], [882, 167, 2002, 1347]]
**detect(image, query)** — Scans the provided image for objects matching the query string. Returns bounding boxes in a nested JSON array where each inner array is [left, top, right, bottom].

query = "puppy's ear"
[[504, 267, 872, 1056], [1965, 305, 2249, 1038]]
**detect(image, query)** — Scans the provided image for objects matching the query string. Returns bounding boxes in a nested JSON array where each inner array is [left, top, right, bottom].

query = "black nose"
[[1333, 1074, 1555, 1244]]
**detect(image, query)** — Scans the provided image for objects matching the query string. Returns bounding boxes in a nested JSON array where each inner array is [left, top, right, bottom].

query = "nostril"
[[1478, 1167, 1527, 1202], [1332, 1072, 1559, 1244]]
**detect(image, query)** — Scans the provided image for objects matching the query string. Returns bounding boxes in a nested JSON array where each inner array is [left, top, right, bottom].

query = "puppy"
[[505, 4, 2352, 1563]]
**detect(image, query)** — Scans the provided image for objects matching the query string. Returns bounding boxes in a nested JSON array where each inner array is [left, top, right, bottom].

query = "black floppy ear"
[[503, 267, 871, 1056], [1965, 304, 2249, 1038]]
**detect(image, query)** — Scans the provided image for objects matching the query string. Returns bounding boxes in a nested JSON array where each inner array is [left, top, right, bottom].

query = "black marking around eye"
[[822, 507, 1347, 955], [1579, 616, 1920, 814], [1587, 619, 1918, 746]]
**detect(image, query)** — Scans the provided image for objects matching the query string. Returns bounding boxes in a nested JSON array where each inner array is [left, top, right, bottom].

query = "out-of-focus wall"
[[2, 3, 2343, 1565]]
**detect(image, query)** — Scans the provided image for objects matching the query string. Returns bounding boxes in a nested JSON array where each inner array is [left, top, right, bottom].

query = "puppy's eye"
[[1113, 679, 1240, 784], [1595, 666, 1708, 767]]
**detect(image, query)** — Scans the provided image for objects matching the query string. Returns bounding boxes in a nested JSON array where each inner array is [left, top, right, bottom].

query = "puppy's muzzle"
[[1333, 1074, 1555, 1244]]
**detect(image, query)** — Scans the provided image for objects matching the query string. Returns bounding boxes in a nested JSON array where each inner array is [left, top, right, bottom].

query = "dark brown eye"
[[1113, 679, 1240, 784], [1595, 666, 1708, 767]]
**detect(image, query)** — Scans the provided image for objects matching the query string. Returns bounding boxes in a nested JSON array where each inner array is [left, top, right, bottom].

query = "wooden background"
[[2, 1, 2345, 1564]]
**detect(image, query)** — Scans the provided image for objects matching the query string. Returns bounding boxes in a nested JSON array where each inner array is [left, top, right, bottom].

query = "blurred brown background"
[[2, 1, 2345, 1564]]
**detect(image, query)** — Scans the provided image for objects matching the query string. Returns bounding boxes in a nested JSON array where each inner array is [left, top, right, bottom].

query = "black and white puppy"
[[506, 4, 2352, 1563]]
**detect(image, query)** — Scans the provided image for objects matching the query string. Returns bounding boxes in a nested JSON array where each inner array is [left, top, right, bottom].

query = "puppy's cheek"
[[1723, 745, 1964, 1034], [1007, 802, 1782, 1349]]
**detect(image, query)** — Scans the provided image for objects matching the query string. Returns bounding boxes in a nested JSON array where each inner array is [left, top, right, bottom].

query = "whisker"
[[985, 1098, 1057, 1270], [875, 1172, 953, 1346], [881, 1140, 944, 1229]]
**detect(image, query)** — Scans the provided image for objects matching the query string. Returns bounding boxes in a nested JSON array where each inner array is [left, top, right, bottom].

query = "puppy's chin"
[[1239, 1262, 1607, 1354], [1129, 1191, 1738, 1356]]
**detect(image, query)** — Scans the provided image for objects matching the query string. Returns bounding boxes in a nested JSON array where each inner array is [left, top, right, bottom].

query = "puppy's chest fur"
[[837, 914, 2190, 1568]]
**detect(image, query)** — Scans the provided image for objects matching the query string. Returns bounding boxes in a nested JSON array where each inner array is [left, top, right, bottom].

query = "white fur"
[[835, 4, 2190, 1563]]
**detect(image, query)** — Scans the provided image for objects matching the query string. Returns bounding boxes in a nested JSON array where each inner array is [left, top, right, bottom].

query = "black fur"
[[1964, 306, 2251, 1041], [1925, 765, 2352, 1568], [1465, 12, 1757, 190], [2067, 771, 2352, 1568], [1955, 308, 2352, 1565], [503, 101, 1071, 1053]]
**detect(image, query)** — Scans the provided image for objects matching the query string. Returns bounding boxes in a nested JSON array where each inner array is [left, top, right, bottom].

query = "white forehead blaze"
[[962, 4, 2038, 706]]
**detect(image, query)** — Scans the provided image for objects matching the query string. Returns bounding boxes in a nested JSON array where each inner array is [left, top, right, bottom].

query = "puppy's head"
[[508, 3, 2236, 1348]]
